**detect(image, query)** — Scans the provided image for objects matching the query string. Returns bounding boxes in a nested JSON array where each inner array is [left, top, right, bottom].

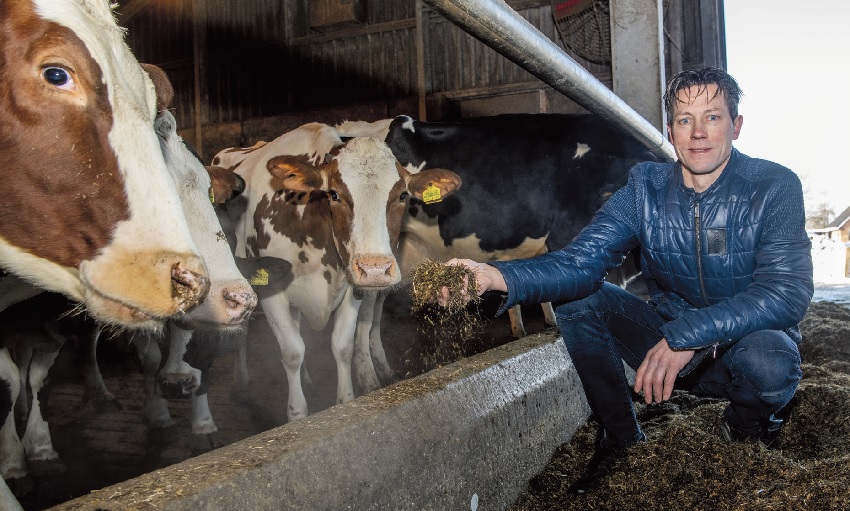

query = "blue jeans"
[[555, 282, 802, 448]]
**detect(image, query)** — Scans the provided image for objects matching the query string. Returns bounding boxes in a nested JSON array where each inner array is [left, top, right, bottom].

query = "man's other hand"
[[634, 338, 695, 404]]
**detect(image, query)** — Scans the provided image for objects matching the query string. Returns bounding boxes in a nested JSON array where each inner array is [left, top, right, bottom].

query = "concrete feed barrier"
[[52, 330, 590, 511]]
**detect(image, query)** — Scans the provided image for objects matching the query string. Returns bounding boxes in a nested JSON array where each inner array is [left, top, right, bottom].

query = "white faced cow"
[[131, 101, 257, 435], [0, 1, 212, 508], [214, 124, 461, 421]]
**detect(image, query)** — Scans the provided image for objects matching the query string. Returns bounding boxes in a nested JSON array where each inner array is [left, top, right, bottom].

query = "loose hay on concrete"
[[511, 301, 850, 511]]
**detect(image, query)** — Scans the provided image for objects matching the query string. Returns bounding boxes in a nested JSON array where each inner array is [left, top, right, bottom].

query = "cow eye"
[[42, 66, 76, 92], [328, 190, 340, 201], [399, 191, 409, 202]]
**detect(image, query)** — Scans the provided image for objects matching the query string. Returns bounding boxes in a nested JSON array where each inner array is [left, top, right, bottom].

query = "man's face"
[[667, 84, 743, 179]]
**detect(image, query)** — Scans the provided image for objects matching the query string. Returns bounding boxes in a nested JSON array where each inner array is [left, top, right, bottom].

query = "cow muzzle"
[[80, 250, 210, 329], [351, 255, 400, 288]]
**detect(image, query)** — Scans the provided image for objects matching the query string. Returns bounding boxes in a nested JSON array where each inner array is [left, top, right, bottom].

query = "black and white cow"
[[337, 113, 664, 338]]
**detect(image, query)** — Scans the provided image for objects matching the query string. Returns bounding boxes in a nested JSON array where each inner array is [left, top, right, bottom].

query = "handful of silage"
[[410, 260, 483, 342]]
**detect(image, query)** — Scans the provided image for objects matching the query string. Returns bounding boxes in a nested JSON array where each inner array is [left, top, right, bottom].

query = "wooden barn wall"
[[116, 0, 724, 160]]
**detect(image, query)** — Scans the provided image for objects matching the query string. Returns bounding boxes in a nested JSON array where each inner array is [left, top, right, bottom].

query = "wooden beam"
[[415, 2, 427, 120], [192, 0, 207, 158], [116, 0, 155, 22]]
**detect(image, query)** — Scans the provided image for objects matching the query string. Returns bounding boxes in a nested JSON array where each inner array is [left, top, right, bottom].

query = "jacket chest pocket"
[[706, 228, 726, 256]]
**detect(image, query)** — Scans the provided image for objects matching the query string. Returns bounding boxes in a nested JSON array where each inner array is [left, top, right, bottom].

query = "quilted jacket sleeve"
[[491, 172, 642, 316], [661, 170, 814, 350]]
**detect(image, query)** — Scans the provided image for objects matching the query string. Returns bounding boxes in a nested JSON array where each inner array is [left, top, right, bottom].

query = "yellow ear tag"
[[422, 184, 442, 204], [209, 186, 215, 204], [250, 268, 269, 286]]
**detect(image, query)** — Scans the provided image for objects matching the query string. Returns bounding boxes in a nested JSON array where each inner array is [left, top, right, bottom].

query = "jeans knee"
[[730, 331, 801, 402]]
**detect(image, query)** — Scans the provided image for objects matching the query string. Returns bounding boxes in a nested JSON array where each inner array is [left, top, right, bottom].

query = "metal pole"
[[417, 0, 676, 161]]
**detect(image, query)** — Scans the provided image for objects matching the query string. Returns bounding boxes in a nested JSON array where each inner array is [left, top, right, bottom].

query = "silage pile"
[[512, 301, 850, 511]]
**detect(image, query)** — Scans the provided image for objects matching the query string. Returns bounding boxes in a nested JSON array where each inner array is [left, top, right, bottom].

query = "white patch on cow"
[[401, 116, 416, 133], [334, 119, 393, 140], [574, 143, 591, 159], [335, 138, 400, 267]]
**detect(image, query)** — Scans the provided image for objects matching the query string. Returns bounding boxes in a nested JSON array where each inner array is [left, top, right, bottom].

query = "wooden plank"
[[192, 0, 207, 157], [415, 2, 427, 119]]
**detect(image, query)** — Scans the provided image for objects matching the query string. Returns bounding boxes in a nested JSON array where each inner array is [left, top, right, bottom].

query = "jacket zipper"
[[694, 202, 719, 358], [694, 202, 710, 305]]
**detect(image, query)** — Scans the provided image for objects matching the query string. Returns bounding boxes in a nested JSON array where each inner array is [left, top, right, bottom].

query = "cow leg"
[[0, 373, 22, 510], [230, 329, 251, 403], [132, 334, 174, 429], [156, 323, 201, 400], [13, 344, 31, 423], [183, 333, 218, 435], [80, 324, 121, 412], [0, 348, 26, 482], [368, 291, 396, 384], [541, 302, 557, 327], [352, 291, 382, 394], [191, 393, 217, 435], [21, 349, 65, 475], [262, 294, 309, 421], [508, 305, 527, 338], [331, 287, 361, 404], [0, 477, 23, 511]]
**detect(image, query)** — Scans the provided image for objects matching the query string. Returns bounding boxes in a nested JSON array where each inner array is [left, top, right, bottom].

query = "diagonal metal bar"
[[418, 0, 676, 161]]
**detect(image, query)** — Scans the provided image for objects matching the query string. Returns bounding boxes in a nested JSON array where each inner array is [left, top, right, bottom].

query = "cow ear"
[[266, 155, 323, 192], [407, 168, 462, 203], [205, 165, 244, 204], [140, 63, 174, 113]]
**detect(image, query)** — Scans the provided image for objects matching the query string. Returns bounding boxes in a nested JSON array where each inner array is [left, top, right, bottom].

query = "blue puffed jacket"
[[491, 148, 814, 352]]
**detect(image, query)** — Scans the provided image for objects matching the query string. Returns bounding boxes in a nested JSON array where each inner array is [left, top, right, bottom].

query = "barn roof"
[[828, 205, 850, 229]]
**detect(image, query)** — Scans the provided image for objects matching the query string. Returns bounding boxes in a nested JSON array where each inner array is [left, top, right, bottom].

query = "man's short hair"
[[664, 67, 743, 125]]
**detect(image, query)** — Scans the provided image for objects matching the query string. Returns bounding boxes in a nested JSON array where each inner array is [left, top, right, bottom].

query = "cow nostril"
[[224, 290, 257, 312], [171, 263, 210, 308]]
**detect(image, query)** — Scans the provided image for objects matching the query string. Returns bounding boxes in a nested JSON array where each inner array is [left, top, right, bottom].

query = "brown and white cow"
[[1, 87, 259, 490], [0, 2, 213, 507], [0, 1, 211, 326], [214, 124, 461, 421]]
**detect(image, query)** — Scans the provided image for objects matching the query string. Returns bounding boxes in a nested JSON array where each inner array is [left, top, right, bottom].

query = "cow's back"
[[385, 114, 659, 264]]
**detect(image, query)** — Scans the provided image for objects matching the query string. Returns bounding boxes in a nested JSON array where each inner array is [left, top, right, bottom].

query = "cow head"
[[151, 85, 256, 330], [0, 1, 209, 329], [267, 137, 461, 290]]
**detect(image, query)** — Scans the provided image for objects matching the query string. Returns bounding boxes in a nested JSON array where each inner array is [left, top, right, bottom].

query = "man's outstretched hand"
[[437, 259, 508, 306]]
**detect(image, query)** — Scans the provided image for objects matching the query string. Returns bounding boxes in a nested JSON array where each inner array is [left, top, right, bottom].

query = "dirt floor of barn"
[[14, 290, 545, 510]]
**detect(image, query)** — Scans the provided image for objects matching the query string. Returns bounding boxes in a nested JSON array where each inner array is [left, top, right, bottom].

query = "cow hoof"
[[190, 433, 224, 452], [156, 378, 196, 400], [27, 458, 67, 477], [6, 474, 35, 498], [147, 425, 177, 444], [191, 422, 218, 436], [378, 370, 400, 386], [92, 393, 124, 412]]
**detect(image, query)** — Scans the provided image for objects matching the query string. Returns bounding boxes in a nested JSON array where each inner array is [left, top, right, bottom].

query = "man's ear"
[[732, 115, 743, 140]]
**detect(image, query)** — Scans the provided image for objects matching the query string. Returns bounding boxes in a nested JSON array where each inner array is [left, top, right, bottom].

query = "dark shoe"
[[568, 433, 644, 495], [720, 419, 780, 450]]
